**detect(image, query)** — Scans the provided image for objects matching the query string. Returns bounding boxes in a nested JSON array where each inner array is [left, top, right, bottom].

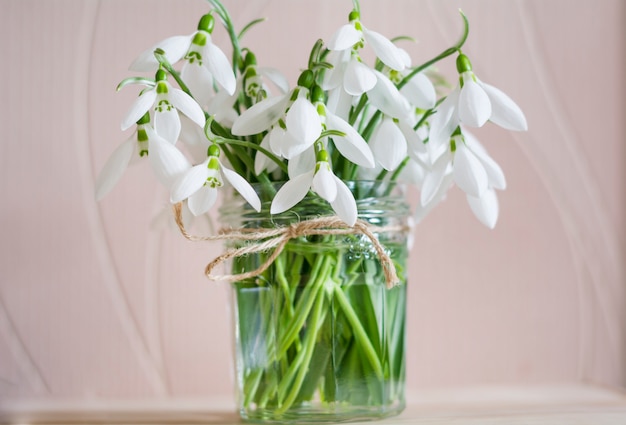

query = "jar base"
[[240, 401, 406, 424]]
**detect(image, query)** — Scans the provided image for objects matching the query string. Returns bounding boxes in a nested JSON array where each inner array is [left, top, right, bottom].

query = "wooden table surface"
[[2, 384, 626, 424]]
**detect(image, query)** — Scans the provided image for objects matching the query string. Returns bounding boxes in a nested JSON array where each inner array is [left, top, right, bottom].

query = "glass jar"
[[219, 181, 409, 424]]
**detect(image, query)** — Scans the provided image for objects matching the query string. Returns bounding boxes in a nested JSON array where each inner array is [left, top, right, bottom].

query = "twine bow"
[[173, 203, 405, 288]]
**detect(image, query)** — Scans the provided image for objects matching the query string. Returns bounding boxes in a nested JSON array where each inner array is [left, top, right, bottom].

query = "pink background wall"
[[1, 0, 624, 407]]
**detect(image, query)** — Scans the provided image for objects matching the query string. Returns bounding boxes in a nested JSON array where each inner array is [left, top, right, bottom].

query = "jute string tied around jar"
[[173, 203, 407, 288]]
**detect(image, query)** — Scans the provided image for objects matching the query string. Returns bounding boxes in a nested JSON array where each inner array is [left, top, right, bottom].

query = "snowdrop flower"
[[327, 10, 409, 72], [170, 145, 261, 216], [420, 129, 505, 228], [271, 150, 358, 226], [369, 116, 426, 171], [121, 69, 206, 145], [233, 69, 327, 138], [96, 114, 191, 200], [130, 14, 236, 102], [429, 53, 527, 157]]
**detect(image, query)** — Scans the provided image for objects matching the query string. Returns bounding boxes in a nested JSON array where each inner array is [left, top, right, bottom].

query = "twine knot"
[[173, 203, 405, 288]]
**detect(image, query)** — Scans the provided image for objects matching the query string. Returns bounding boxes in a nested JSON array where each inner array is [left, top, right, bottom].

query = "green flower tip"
[[316, 149, 330, 163], [198, 13, 215, 33], [244, 51, 257, 68], [207, 143, 221, 157], [297, 69, 315, 89], [310, 84, 325, 103], [456, 53, 472, 74], [136, 112, 151, 126], [155, 69, 167, 82], [348, 10, 360, 22]]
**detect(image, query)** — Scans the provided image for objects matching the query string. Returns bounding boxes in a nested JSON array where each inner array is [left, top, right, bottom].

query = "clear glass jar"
[[220, 181, 409, 424]]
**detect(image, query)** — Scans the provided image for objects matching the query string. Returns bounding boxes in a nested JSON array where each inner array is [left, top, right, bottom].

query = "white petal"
[[327, 24, 361, 51], [270, 171, 314, 214], [458, 77, 491, 127], [397, 158, 427, 186], [464, 132, 506, 190], [321, 50, 349, 91], [154, 108, 181, 144], [398, 47, 412, 68], [147, 133, 192, 188], [288, 147, 315, 178], [363, 29, 407, 71], [221, 163, 261, 212], [421, 151, 451, 206], [269, 127, 307, 159], [398, 120, 427, 160], [95, 137, 135, 200], [204, 41, 237, 95], [428, 87, 459, 159], [121, 89, 156, 131], [170, 162, 210, 203], [368, 71, 412, 119], [467, 188, 499, 229], [326, 86, 352, 120], [479, 81, 528, 131], [370, 118, 407, 171], [326, 112, 375, 168], [129, 35, 192, 72], [231, 94, 289, 136], [330, 176, 357, 226], [400, 72, 436, 110], [259, 67, 290, 94], [181, 61, 214, 107], [286, 97, 321, 145], [168, 87, 206, 128], [344, 59, 376, 96], [453, 142, 488, 197], [312, 165, 337, 202], [415, 174, 453, 223], [254, 134, 278, 175], [188, 186, 218, 216], [207, 88, 238, 126]]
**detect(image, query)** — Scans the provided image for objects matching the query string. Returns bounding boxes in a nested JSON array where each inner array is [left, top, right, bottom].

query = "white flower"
[[270, 150, 358, 226], [420, 129, 506, 228], [95, 122, 190, 200], [121, 71, 206, 145], [130, 14, 236, 99], [429, 54, 527, 157], [398, 72, 437, 111], [231, 93, 291, 136], [321, 50, 376, 97], [327, 11, 409, 72], [170, 145, 261, 216], [370, 117, 426, 171], [323, 108, 375, 168]]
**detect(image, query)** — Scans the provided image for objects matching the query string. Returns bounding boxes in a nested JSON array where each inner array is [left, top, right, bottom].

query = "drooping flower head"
[[428, 53, 528, 159], [130, 14, 237, 104], [121, 69, 206, 145], [170, 144, 261, 216], [271, 149, 358, 226], [96, 113, 190, 200]]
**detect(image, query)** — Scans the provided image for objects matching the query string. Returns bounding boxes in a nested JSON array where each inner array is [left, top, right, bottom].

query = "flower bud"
[[208, 144, 221, 157], [197, 13, 215, 33], [348, 10, 360, 22], [310, 84, 325, 103], [297, 70, 315, 89], [456, 53, 473, 74]]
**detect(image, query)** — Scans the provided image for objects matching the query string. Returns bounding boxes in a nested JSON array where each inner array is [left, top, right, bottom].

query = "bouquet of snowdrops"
[[96, 0, 527, 422]]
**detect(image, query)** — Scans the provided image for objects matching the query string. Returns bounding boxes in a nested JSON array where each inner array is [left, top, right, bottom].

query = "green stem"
[[206, 0, 245, 72], [276, 290, 326, 413], [332, 281, 384, 381], [397, 10, 469, 90]]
